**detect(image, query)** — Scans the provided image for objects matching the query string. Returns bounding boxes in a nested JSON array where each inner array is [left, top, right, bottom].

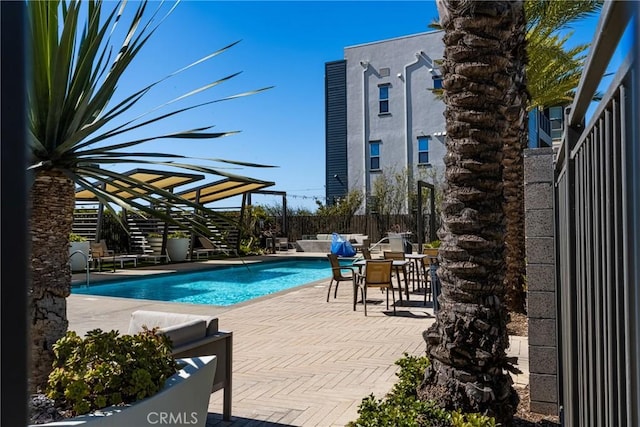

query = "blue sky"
[[107, 1, 611, 212]]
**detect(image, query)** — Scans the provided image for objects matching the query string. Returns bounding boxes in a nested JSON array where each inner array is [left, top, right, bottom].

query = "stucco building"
[[325, 30, 446, 213]]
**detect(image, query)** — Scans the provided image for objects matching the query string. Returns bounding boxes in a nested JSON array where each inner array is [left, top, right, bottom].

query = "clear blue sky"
[[107, 1, 612, 212]]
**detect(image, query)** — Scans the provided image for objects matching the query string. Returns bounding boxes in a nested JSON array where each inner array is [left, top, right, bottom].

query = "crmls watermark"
[[147, 411, 199, 425]]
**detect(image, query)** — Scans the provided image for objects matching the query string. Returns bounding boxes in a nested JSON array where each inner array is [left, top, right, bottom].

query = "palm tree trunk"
[[503, 3, 528, 314], [29, 170, 75, 392], [419, 1, 521, 423]]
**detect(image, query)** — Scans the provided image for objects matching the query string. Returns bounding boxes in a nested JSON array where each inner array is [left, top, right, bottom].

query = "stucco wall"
[[343, 31, 446, 212]]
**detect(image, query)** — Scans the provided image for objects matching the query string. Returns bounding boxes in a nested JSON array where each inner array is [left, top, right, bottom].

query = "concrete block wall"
[[523, 148, 558, 415]]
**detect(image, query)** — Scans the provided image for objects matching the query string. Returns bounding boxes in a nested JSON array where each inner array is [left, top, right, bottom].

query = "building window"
[[418, 136, 430, 164], [432, 75, 443, 90], [549, 106, 563, 140], [370, 141, 381, 170], [379, 84, 389, 114]]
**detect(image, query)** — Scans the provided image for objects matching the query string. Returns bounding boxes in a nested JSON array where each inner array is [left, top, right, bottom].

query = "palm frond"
[[28, 0, 274, 230]]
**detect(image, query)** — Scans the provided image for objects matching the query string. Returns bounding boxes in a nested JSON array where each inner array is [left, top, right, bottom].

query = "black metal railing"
[[554, 2, 638, 426]]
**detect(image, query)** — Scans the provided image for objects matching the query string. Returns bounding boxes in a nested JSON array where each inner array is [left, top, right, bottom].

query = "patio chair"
[[421, 248, 439, 304], [326, 253, 358, 309], [198, 236, 230, 256], [90, 240, 139, 271], [383, 250, 413, 291], [275, 237, 289, 252], [355, 259, 395, 316]]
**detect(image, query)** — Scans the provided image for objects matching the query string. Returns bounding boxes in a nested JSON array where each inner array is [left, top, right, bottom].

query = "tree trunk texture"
[[503, 2, 528, 315], [420, 1, 521, 424], [29, 170, 75, 392]]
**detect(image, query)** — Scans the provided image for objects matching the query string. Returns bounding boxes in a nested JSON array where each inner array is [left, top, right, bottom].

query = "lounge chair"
[[128, 310, 233, 421], [197, 236, 230, 257], [90, 240, 139, 271], [275, 237, 289, 252], [138, 235, 170, 264]]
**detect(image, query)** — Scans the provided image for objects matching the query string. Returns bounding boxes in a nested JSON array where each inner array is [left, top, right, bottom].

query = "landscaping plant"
[[46, 328, 179, 416], [348, 353, 496, 427], [27, 0, 272, 391]]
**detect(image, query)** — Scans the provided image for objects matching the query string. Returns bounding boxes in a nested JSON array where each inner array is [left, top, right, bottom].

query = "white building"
[[325, 31, 446, 213]]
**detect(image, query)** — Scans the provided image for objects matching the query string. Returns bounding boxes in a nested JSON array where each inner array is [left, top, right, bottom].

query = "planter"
[[31, 356, 217, 427], [147, 236, 164, 255], [166, 238, 189, 262], [69, 241, 91, 272]]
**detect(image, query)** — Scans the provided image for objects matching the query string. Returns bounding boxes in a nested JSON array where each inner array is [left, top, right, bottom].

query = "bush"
[[347, 353, 496, 427], [47, 328, 179, 416], [69, 233, 87, 242], [168, 231, 189, 239]]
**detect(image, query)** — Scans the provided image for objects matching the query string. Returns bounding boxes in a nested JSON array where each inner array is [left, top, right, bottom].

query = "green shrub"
[[69, 233, 87, 242], [347, 353, 496, 427], [47, 328, 179, 416], [168, 230, 189, 239], [424, 240, 441, 249]]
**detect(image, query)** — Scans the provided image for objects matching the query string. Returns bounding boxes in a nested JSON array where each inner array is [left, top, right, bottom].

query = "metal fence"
[[554, 2, 639, 426]]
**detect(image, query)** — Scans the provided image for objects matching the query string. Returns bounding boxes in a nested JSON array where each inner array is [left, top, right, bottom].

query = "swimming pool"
[[72, 258, 345, 306]]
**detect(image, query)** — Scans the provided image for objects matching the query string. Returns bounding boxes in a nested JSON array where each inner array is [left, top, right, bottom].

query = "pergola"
[[75, 169, 278, 249]]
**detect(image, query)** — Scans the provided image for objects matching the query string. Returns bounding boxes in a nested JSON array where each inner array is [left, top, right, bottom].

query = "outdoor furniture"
[[353, 258, 407, 304], [326, 253, 358, 309], [422, 248, 439, 308], [355, 259, 396, 316], [383, 251, 413, 298], [405, 253, 428, 295], [128, 310, 233, 421], [276, 237, 289, 251], [198, 236, 230, 257], [90, 240, 139, 271]]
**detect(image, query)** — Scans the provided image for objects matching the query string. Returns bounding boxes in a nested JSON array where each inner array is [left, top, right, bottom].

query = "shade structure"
[[175, 177, 275, 205], [75, 168, 205, 201]]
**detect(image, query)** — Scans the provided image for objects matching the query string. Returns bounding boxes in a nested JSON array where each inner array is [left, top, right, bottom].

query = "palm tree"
[[28, 0, 272, 391], [503, 0, 601, 313], [417, 1, 522, 423]]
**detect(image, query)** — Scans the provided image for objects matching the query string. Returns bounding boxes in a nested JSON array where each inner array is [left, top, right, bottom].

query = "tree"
[[418, 1, 522, 424], [316, 190, 364, 217], [27, 0, 271, 391], [503, 0, 601, 313], [427, 1, 601, 314]]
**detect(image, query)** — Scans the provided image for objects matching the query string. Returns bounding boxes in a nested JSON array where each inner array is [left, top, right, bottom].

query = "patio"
[[69, 253, 529, 427]]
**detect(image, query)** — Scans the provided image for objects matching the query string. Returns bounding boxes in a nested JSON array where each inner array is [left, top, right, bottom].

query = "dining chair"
[[383, 250, 413, 293], [422, 248, 439, 304], [326, 253, 358, 308], [355, 259, 395, 316]]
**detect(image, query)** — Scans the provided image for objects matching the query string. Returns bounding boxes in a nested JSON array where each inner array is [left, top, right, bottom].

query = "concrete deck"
[[69, 252, 529, 426]]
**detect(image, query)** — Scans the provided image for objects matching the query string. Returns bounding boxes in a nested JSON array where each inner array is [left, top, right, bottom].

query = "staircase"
[[72, 209, 98, 240]]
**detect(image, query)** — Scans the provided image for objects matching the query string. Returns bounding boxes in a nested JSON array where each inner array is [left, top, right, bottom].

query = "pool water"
[[73, 258, 347, 306]]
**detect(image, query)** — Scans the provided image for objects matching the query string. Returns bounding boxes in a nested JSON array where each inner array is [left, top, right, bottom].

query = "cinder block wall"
[[523, 148, 558, 415]]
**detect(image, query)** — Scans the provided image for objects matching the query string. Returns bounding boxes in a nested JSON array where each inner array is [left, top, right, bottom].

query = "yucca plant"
[[28, 0, 272, 391]]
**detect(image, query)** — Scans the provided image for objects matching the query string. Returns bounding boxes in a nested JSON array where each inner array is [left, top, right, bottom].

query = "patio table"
[[353, 259, 410, 303]]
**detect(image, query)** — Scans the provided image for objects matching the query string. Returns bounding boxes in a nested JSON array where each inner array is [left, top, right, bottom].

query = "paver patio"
[[68, 253, 529, 426]]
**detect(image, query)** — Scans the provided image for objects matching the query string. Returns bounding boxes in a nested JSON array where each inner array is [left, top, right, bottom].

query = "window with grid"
[[370, 141, 381, 170], [418, 136, 430, 165], [378, 85, 389, 114]]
